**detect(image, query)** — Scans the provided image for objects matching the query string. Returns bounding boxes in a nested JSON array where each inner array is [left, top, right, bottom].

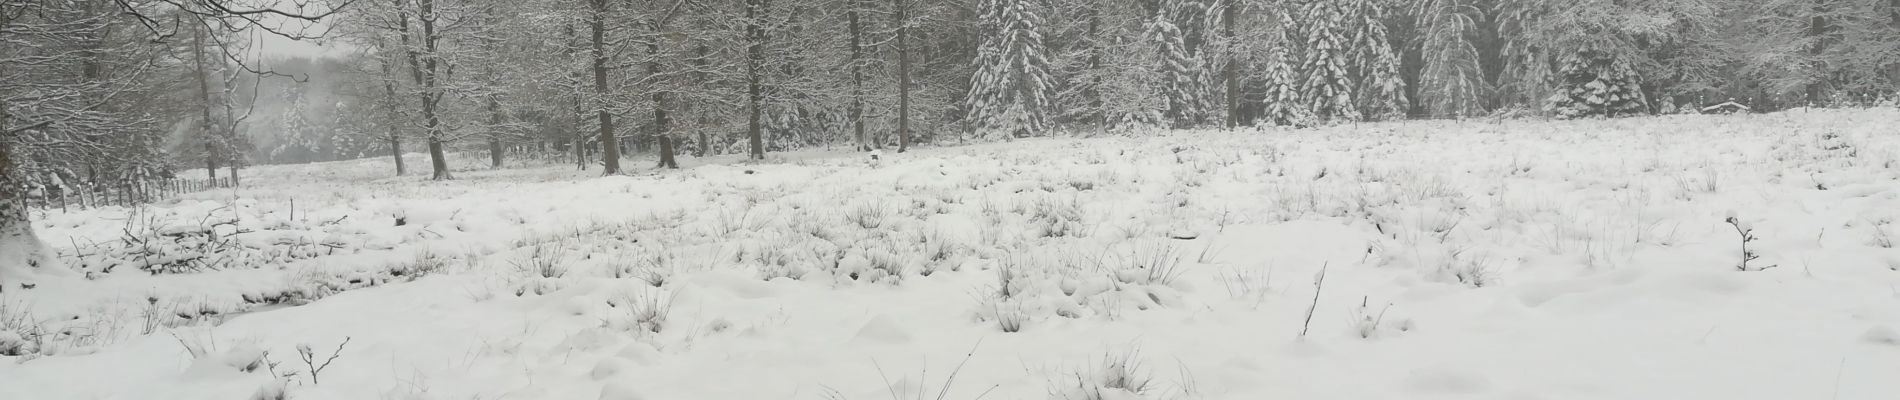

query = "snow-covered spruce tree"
[[1412, 0, 1484, 117], [967, 0, 1055, 139], [1546, 49, 1648, 118], [1144, 0, 1216, 128], [1497, 0, 1691, 116], [1297, 0, 1359, 123], [268, 85, 318, 163], [1343, 0, 1405, 120], [1257, 4, 1313, 127]]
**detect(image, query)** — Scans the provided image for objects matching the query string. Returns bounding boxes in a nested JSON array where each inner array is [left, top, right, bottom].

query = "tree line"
[[7, 0, 1900, 186], [311, 0, 1900, 179]]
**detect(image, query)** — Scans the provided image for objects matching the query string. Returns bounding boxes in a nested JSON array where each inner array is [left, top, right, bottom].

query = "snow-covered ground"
[[5, 109, 1900, 400]]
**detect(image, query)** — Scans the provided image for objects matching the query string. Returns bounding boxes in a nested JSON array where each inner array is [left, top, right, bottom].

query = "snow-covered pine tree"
[[967, 0, 1055, 139], [1343, 0, 1405, 120], [1145, 0, 1215, 128], [1412, 0, 1484, 117], [1546, 49, 1648, 118], [1497, 0, 1682, 117], [271, 85, 318, 163], [1297, 0, 1359, 123], [1258, 3, 1312, 126]]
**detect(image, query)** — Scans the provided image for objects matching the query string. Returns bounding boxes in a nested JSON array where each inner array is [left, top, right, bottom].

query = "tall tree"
[[396, 0, 454, 179], [1345, 0, 1405, 120], [848, 0, 871, 150], [378, 41, 408, 175], [1220, 0, 1241, 127], [1257, 2, 1309, 126], [893, 0, 914, 152], [588, 0, 623, 173], [967, 0, 1055, 139], [1146, 0, 1215, 128], [744, 0, 768, 160], [1298, 0, 1359, 122], [1412, 0, 1484, 117]]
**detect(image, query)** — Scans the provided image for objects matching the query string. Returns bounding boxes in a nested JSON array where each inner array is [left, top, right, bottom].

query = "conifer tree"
[[1547, 49, 1648, 118], [1258, 4, 1311, 126], [1146, 0, 1215, 128], [1413, 0, 1484, 117], [1297, 0, 1358, 122], [967, 0, 1055, 139], [1344, 0, 1405, 120]]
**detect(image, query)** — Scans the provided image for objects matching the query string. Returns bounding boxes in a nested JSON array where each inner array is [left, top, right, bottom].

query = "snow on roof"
[[1701, 101, 1751, 112]]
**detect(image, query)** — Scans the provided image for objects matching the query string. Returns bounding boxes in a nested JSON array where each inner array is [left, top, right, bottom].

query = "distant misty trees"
[[315, 0, 1900, 173]]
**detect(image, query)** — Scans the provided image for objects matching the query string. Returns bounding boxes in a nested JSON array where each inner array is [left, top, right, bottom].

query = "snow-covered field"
[[5, 109, 1900, 400]]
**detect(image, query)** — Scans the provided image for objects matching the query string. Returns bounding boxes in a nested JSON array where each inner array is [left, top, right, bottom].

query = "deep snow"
[[4, 109, 1900, 400]]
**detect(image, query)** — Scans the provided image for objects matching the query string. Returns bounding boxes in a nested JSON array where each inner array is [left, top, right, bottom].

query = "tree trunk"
[[383, 99, 404, 176], [192, 28, 219, 181], [590, 0, 621, 174], [488, 139, 503, 168], [849, 0, 868, 150], [657, 136, 678, 168], [1087, 7, 1105, 128], [389, 133, 405, 175], [488, 96, 505, 168], [563, 23, 589, 171], [652, 42, 679, 169], [415, 137, 442, 181], [745, 0, 768, 160], [574, 96, 588, 170], [378, 36, 406, 176], [204, 143, 218, 181], [1806, 0, 1828, 105], [894, 0, 911, 153], [1222, 0, 1240, 128], [401, 0, 452, 180], [692, 45, 712, 157]]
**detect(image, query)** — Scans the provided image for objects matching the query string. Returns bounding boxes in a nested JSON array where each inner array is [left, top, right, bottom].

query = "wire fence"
[[18, 176, 237, 213]]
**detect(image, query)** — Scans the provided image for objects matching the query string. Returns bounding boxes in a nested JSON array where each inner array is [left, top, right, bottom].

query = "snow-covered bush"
[[512, 243, 571, 279], [847, 199, 893, 230], [62, 206, 384, 276], [1107, 241, 1186, 287], [1045, 350, 1190, 400], [605, 287, 673, 335], [0, 300, 39, 356], [1029, 194, 1088, 238]]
